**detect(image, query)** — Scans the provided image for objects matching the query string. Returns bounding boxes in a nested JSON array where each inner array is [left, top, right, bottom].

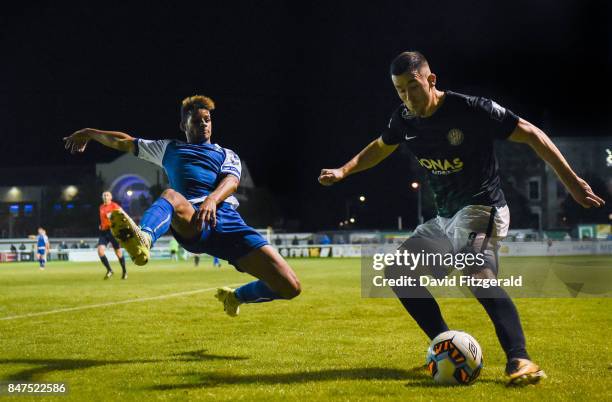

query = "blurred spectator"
[[58, 241, 69, 261], [10, 244, 17, 253], [291, 236, 298, 245], [320, 234, 331, 245], [79, 240, 89, 248], [19, 243, 26, 251], [274, 236, 282, 246]]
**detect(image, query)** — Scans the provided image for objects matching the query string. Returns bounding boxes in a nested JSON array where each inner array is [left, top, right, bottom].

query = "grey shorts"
[[411, 204, 510, 274]]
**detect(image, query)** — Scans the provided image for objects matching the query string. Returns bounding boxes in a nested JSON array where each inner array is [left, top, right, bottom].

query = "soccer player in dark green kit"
[[319, 51, 605, 385]]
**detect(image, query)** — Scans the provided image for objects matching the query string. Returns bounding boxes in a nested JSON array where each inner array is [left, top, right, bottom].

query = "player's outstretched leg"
[[110, 193, 179, 266], [110, 210, 152, 266], [127, 188, 301, 316], [215, 245, 301, 317], [112, 188, 205, 266]]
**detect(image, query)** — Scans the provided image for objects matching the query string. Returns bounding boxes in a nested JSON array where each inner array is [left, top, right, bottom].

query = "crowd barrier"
[[276, 242, 612, 258], [499, 240, 612, 257], [1, 241, 611, 263]]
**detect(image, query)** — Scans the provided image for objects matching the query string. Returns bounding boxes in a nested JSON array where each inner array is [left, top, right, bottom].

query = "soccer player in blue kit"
[[36, 227, 49, 269], [319, 51, 605, 385], [64, 95, 301, 316]]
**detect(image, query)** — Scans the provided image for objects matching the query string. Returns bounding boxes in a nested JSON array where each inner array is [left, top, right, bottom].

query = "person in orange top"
[[98, 191, 127, 279]]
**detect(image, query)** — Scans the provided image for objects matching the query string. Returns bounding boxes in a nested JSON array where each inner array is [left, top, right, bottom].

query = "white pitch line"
[[0, 284, 241, 321]]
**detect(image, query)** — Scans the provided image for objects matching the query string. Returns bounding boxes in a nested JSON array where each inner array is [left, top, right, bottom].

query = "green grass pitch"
[[0, 257, 610, 401]]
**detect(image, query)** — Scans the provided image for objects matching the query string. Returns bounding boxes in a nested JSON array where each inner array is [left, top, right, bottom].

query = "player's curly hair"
[[390, 51, 429, 76], [180, 95, 215, 122]]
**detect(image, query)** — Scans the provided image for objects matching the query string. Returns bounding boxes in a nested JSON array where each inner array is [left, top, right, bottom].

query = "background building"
[[0, 154, 259, 237], [496, 136, 612, 230]]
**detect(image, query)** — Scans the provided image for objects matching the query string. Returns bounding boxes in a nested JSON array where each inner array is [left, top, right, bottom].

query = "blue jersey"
[[133, 139, 241, 207], [134, 138, 266, 265], [37, 234, 48, 248]]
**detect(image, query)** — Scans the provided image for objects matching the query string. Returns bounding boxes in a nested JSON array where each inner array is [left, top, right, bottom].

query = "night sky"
[[2, 1, 610, 230]]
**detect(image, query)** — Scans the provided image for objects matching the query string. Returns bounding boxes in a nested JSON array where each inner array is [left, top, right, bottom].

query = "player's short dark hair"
[[180, 95, 215, 122], [390, 51, 429, 76]]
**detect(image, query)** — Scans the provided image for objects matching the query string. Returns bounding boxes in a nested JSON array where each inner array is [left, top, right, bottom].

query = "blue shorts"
[[171, 202, 268, 266], [97, 230, 120, 249]]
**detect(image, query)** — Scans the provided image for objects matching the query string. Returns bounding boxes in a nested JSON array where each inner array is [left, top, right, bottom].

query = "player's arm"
[[318, 137, 398, 186], [195, 174, 240, 230], [508, 118, 605, 208], [63, 128, 135, 154]]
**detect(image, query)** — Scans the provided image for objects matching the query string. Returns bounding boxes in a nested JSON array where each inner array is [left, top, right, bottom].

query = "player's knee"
[[280, 278, 302, 299], [161, 188, 179, 204], [161, 188, 191, 216]]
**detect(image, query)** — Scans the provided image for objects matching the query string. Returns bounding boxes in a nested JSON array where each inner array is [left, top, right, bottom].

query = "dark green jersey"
[[381, 91, 519, 218]]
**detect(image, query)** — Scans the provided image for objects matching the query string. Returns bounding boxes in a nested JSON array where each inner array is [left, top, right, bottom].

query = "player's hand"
[[63, 129, 92, 154], [318, 168, 345, 186], [196, 198, 217, 230], [567, 177, 605, 208]]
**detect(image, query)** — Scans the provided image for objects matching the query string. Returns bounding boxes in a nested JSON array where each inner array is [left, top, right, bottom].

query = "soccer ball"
[[426, 330, 483, 385]]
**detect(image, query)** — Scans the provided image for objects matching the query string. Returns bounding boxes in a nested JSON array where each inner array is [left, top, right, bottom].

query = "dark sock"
[[118, 255, 127, 273], [388, 237, 452, 340], [472, 286, 529, 361], [99, 255, 112, 272], [396, 290, 450, 340], [235, 280, 283, 303], [387, 266, 449, 339]]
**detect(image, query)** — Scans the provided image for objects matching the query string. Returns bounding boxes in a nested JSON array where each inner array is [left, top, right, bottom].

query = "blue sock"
[[139, 197, 174, 245], [235, 280, 283, 303]]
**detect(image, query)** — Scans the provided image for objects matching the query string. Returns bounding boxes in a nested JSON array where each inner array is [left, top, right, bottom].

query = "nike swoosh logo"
[[405, 135, 418, 140]]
